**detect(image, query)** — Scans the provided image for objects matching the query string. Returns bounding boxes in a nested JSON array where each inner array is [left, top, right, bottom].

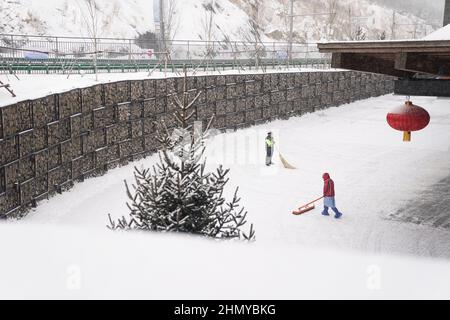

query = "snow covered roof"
[[423, 24, 450, 41]]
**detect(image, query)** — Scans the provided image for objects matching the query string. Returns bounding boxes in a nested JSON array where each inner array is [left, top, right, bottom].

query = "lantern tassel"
[[403, 131, 411, 142]]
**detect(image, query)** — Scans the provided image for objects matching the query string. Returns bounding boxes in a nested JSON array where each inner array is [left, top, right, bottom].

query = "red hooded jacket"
[[323, 173, 335, 197]]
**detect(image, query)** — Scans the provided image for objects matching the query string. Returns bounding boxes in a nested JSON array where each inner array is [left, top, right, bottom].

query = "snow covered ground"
[[1, 94, 449, 299], [1, 222, 450, 299]]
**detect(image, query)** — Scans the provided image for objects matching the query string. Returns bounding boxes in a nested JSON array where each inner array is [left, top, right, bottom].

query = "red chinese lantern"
[[387, 101, 430, 142]]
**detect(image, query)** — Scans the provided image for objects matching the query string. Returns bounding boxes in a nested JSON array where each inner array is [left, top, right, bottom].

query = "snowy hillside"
[[0, 0, 439, 41], [232, 0, 437, 41], [0, 0, 155, 38]]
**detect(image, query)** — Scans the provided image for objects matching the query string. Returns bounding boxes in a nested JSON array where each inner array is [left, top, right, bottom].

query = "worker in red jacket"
[[322, 173, 343, 219]]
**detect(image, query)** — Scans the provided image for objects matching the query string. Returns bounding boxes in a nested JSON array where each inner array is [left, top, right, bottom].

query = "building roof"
[[318, 40, 450, 78]]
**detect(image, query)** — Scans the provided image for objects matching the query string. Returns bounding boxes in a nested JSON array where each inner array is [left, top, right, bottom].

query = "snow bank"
[[1, 222, 450, 300], [0, 68, 339, 107]]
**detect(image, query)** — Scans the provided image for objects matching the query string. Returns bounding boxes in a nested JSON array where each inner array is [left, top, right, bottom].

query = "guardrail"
[[0, 34, 331, 74]]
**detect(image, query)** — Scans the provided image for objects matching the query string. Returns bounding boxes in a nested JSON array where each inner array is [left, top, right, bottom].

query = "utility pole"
[[159, 0, 166, 52], [391, 10, 396, 40], [288, 0, 294, 64]]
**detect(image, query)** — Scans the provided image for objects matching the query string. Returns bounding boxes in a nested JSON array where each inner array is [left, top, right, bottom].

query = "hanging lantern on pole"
[[386, 100, 430, 142]]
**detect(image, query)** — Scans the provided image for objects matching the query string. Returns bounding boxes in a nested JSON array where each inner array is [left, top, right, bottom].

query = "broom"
[[276, 146, 297, 170]]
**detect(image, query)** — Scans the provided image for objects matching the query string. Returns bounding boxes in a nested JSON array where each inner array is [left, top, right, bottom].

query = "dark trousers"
[[266, 147, 273, 165]]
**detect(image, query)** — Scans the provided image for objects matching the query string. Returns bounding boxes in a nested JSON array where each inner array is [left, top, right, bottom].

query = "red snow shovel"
[[292, 196, 324, 216]]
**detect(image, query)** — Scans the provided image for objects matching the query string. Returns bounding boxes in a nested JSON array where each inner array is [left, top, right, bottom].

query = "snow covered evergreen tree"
[[108, 70, 255, 241]]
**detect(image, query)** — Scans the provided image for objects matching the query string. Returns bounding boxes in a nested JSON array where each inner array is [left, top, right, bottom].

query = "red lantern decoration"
[[387, 101, 430, 142]]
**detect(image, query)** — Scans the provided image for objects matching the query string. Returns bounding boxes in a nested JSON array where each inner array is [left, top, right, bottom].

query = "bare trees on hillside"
[[153, 0, 179, 76], [243, 0, 265, 69], [325, 0, 339, 40], [77, 0, 100, 80], [199, 0, 217, 71]]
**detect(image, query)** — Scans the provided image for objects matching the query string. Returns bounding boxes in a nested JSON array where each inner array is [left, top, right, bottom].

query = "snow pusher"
[[292, 197, 324, 215]]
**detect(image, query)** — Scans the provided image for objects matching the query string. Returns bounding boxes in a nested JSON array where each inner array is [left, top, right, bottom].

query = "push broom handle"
[[302, 196, 324, 207]]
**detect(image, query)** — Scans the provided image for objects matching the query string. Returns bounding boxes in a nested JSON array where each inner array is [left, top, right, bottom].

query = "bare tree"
[[77, 0, 100, 80], [160, 0, 179, 53], [222, 35, 246, 73], [279, 0, 298, 64], [243, 0, 265, 70], [344, 6, 354, 40], [200, 1, 216, 71], [280, 0, 290, 41], [201, 1, 215, 42], [150, 0, 180, 76], [325, 0, 339, 40], [279, 0, 294, 43]]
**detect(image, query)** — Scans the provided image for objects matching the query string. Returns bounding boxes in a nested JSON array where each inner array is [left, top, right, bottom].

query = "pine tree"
[[108, 69, 255, 241]]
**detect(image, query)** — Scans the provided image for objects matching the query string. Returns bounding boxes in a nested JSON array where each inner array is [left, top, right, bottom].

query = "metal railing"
[[0, 33, 331, 74]]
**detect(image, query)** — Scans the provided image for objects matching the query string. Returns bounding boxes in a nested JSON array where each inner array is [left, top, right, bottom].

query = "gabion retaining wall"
[[0, 71, 394, 218]]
